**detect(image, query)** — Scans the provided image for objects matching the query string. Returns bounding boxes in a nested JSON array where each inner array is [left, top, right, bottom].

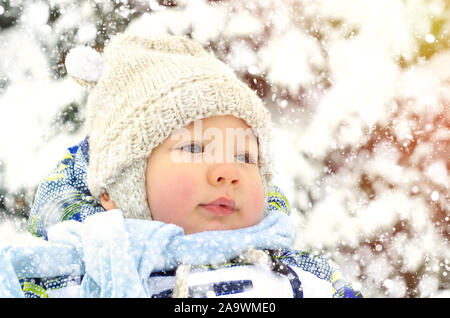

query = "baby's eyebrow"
[[167, 126, 260, 148]]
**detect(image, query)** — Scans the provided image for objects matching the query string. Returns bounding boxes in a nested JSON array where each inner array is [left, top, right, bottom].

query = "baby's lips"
[[200, 203, 236, 216], [201, 196, 236, 210]]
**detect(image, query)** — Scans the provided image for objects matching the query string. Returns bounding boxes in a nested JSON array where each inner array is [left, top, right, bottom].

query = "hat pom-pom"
[[65, 46, 103, 88]]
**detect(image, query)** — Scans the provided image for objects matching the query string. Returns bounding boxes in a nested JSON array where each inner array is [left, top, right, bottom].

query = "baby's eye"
[[181, 142, 203, 153], [236, 152, 256, 164]]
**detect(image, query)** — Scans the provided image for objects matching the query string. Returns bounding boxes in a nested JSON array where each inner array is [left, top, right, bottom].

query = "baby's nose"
[[207, 163, 240, 186]]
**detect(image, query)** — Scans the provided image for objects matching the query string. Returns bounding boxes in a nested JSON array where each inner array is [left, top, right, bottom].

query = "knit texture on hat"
[[70, 33, 273, 219]]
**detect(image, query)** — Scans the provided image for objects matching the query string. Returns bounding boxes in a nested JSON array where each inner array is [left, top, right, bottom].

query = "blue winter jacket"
[[19, 137, 362, 298]]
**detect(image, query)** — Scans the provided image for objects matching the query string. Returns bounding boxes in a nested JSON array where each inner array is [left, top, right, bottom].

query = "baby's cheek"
[[151, 172, 199, 222], [247, 181, 265, 221], [254, 188, 265, 212]]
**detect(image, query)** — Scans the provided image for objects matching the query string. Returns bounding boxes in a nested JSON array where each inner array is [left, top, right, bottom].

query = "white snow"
[[0, 28, 87, 191], [224, 11, 263, 38], [259, 29, 322, 95], [0, 217, 42, 246]]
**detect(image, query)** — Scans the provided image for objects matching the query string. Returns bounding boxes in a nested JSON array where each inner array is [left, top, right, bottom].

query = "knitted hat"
[[65, 33, 273, 219]]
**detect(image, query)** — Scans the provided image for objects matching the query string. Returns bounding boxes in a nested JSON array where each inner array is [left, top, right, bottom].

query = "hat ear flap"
[[65, 46, 103, 89]]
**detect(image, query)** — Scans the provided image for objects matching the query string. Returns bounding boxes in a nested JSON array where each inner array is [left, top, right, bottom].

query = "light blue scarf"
[[0, 210, 294, 297]]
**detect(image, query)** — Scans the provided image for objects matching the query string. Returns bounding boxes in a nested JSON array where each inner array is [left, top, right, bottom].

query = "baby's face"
[[145, 115, 265, 234]]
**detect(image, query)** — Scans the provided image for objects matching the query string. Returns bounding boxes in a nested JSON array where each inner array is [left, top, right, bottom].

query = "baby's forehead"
[[166, 115, 259, 144], [186, 114, 251, 129]]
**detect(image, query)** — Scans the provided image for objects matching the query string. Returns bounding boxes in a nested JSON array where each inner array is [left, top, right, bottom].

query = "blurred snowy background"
[[0, 0, 448, 298]]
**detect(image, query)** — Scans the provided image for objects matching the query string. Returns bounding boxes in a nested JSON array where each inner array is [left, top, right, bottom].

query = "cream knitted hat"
[[65, 33, 273, 219]]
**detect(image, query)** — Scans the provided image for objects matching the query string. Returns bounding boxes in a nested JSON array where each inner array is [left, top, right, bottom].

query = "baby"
[[15, 34, 361, 298], [105, 114, 266, 234]]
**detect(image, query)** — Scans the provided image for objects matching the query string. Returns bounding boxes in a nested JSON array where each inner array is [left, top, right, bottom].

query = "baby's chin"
[[184, 217, 262, 235]]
